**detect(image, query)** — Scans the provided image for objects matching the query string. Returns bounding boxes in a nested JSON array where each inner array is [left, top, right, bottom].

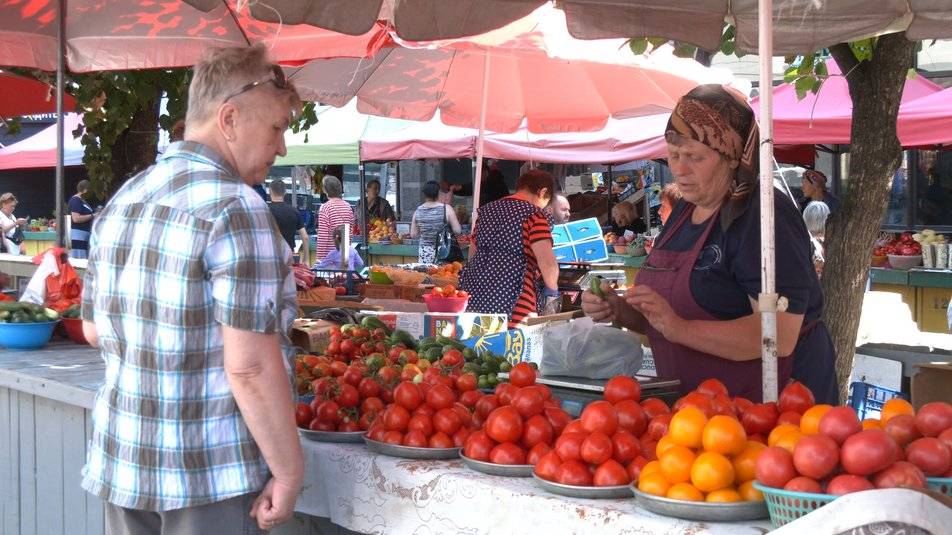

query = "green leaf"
[[629, 38, 649, 55], [849, 38, 874, 62], [647, 37, 669, 50], [672, 43, 697, 58], [906, 68, 917, 80], [783, 66, 799, 83], [795, 76, 814, 100], [815, 61, 828, 77], [720, 39, 735, 56]]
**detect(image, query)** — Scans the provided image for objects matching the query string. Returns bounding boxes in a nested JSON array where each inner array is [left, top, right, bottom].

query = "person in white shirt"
[[0, 193, 26, 255]]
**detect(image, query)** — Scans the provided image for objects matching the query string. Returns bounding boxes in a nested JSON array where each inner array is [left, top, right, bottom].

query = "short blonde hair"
[[186, 44, 300, 125], [0, 193, 16, 205]]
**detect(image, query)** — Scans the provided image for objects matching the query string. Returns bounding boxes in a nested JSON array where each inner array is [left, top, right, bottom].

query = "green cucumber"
[[590, 275, 606, 299]]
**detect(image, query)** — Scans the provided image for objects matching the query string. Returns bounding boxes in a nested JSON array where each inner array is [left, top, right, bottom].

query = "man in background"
[[268, 179, 310, 263], [546, 194, 571, 224]]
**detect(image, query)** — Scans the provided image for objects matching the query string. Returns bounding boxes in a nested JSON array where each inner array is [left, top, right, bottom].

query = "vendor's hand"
[[15, 218, 25, 225], [250, 476, 301, 531], [581, 280, 619, 323], [626, 285, 685, 342]]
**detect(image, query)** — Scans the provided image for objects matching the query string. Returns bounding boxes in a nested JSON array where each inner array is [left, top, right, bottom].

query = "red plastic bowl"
[[62, 318, 88, 345], [423, 293, 470, 313]]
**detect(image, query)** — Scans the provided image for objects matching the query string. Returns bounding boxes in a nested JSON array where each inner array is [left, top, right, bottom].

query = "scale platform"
[[500, 373, 681, 416]]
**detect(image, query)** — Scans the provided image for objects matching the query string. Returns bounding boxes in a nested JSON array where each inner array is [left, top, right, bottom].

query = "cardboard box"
[[911, 361, 952, 408], [290, 319, 338, 353], [362, 311, 507, 340], [461, 323, 547, 366]]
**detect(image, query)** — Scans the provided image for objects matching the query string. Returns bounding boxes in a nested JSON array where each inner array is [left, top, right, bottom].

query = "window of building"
[[914, 149, 952, 228]]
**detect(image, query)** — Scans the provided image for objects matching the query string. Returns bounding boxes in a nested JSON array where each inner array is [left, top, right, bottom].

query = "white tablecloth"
[[295, 440, 771, 534]]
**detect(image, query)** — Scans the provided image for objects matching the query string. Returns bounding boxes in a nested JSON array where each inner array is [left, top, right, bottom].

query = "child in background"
[[314, 225, 364, 272]]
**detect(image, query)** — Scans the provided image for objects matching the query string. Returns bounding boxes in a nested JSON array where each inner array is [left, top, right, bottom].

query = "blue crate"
[[553, 244, 576, 263], [847, 381, 906, 420]]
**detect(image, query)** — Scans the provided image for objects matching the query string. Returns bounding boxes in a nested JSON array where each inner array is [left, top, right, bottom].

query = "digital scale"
[[501, 373, 681, 416]]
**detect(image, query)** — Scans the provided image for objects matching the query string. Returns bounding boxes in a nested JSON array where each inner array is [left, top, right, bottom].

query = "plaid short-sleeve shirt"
[[80, 141, 297, 511]]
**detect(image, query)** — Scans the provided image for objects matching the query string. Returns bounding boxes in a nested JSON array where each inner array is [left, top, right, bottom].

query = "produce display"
[[369, 265, 427, 285], [533, 376, 657, 490], [463, 363, 572, 469], [636, 379, 767, 503], [873, 231, 923, 258], [367, 218, 404, 244], [60, 304, 81, 319], [0, 301, 60, 323], [753, 390, 952, 497], [429, 285, 468, 298]]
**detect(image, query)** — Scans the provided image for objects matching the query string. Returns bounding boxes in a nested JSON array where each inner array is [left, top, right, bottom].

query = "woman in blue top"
[[69, 180, 97, 259]]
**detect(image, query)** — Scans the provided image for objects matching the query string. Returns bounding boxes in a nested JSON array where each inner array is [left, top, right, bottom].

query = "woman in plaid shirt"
[[82, 45, 304, 534]]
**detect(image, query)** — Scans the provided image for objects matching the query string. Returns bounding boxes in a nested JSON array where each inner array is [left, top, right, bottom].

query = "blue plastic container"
[[0, 321, 58, 350], [847, 381, 906, 420]]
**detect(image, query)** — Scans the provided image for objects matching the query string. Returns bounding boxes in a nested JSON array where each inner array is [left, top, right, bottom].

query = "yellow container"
[[916, 287, 951, 334], [871, 283, 918, 321]]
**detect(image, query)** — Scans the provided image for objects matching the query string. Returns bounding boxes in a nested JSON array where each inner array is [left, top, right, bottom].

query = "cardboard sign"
[[461, 324, 547, 365], [362, 311, 507, 340]]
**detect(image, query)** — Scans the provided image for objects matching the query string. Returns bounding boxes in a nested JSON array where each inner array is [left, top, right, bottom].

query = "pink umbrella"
[[898, 87, 952, 147], [752, 60, 941, 145], [0, 0, 391, 72]]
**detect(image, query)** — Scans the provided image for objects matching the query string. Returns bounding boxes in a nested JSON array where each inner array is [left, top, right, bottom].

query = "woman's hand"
[[15, 218, 25, 226], [626, 285, 686, 342], [581, 280, 620, 323]]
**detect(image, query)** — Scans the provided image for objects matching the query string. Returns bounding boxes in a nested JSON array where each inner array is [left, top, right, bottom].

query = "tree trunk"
[[823, 35, 916, 402], [108, 88, 161, 196]]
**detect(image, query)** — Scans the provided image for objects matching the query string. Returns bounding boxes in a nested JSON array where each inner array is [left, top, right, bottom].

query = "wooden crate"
[[361, 283, 425, 302]]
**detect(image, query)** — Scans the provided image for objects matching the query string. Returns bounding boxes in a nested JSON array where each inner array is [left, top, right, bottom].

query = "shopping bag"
[[540, 317, 643, 379]]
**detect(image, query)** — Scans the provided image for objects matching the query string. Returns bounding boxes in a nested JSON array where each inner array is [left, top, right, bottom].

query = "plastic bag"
[[22, 247, 82, 311], [540, 317, 643, 379]]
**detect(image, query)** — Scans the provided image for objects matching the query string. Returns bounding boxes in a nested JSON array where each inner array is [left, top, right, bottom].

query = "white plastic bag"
[[540, 318, 643, 379]]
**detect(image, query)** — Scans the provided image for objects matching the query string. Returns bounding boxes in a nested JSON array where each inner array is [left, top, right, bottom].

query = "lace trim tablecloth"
[[295, 441, 771, 535]]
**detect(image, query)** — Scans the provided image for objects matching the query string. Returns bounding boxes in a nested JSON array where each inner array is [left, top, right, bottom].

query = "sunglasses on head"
[[223, 64, 289, 103]]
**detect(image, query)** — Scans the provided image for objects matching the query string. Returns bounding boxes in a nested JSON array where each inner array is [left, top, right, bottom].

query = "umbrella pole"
[[606, 164, 614, 224], [471, 51, 491, 228], [394, 162, 401, 218], [55, 0, 66, 248], [358, 160, 368, 254], [758, 0, 779, 402]]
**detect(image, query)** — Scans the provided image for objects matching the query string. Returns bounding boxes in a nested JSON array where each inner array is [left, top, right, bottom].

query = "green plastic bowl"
[[368, 271, 393, 285]]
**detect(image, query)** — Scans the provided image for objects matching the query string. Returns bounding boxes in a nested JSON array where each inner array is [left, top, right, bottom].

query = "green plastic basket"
[[367, 270, 393, 284], [927, 477, 952, 496], [752, 482, 837, 528]]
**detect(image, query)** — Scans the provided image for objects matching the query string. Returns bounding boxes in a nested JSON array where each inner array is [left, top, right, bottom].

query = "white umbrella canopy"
[[228, 0, 952, 55]]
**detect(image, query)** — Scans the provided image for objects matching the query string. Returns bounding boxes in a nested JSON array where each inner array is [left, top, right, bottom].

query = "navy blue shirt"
[[655, 189, 837, 404]]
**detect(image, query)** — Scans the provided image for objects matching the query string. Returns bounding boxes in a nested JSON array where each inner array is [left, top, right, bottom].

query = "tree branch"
[[829, 43, 860, 77]]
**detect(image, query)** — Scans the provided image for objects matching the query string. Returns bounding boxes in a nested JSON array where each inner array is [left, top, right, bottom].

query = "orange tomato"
[[666, 482, 704, 501], [659, 445, 696, 484], [767, 424, 802, 447], [738, 480, 764, 502], [641, 460, 663, 479], [701, 415, 748, 455], [772, 428, 803, 454], [732, 441, 766, 483], [861, 418, 881, 430], [638, 472, 672, 497], [690, 452, 735, 492], [799, 404, 833, 435], [655, 435, 678, 458], [669, 406, 708, 449], [706, 488, 742, 503], [880, 398, 914, 425]]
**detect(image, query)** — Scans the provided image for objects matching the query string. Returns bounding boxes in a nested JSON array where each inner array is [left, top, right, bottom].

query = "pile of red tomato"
[[463, 363, 572, 465], [533, 376, 651, 487], [755, 393, 952, 496], [364, 351, 485, 448]]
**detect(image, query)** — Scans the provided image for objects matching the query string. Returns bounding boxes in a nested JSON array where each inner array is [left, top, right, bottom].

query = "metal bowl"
[[363, 436, 461, 460], [460, 454, 533, 477], [298, 428, 366, 443], [631, 486, 769, 521], [532, 474, 632, 499]]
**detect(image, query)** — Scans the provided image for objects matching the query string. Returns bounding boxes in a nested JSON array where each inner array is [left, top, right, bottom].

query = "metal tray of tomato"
[[630, 487, 768, 521], [363, 436, 461, 460], [532, 474, 632, 499], [298, 428, 366, 443], [460, 454, 533, 477]]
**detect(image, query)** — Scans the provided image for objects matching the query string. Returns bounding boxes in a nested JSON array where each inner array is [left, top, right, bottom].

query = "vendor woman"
[[582, 84, 837, 404], [460, 170, 560, 328]]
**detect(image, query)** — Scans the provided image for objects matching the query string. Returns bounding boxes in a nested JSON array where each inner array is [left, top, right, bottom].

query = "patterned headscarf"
[[665, 84, 760, 231]]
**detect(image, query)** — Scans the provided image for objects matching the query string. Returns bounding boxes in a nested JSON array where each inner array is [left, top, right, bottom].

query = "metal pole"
[[758, 0, 779, 402], [643, 173, 650, 230], [605, 164, 614, 227], [291, 169, 297, 210], [358, 161, 368, 254], [55, 0, 66, 247], [471, 51, 491, 227], [394, 162, 401, 218]]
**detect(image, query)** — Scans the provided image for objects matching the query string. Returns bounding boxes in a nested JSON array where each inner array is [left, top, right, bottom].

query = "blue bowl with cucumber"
[[0, 302, 61, 349]]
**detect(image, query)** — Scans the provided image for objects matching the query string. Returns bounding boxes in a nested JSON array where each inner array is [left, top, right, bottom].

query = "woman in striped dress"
[[459, 170, 560, 328], [411, 181, 461, 264], [315, 176, 356, 263]]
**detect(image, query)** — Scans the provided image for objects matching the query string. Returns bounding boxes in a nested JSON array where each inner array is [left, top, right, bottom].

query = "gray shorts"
[[105, 493, 265, 535]]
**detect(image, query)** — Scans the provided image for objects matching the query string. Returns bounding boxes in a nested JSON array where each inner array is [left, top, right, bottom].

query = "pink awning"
[[898, 87, 952, 147], [752, 61, 941, 145]]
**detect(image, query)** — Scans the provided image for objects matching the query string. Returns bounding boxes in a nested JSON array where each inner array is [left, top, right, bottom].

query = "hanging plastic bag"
[[21, 247, 82, 312], [540, 317, 643, 379]]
